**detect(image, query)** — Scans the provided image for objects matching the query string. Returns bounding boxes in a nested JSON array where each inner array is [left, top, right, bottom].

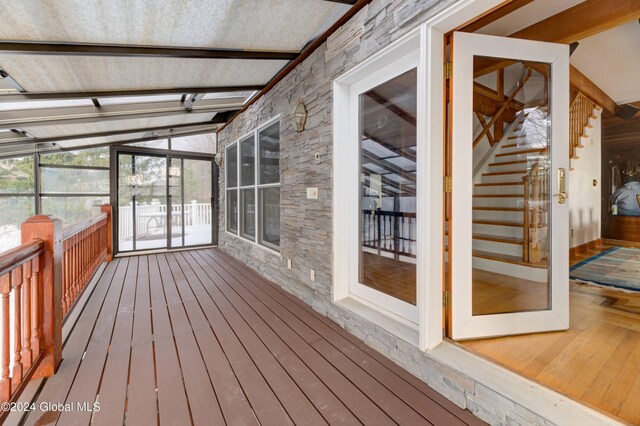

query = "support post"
[[101, 204, 113, 261], [21, 215, 63, 378]]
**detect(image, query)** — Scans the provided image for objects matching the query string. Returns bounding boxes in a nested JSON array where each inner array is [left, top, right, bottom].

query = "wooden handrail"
[[0, 240, 44, 276], [62, 212, 108, 240]]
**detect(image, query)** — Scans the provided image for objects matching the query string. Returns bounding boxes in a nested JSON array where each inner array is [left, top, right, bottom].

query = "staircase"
[[471, 108, 549, 282]]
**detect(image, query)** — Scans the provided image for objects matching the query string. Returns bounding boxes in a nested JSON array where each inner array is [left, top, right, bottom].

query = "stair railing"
[[569, 92, 598, 159], [522, 162, 548, 264]]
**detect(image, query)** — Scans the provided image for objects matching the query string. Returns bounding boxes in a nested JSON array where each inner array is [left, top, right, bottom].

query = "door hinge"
[[444, 62, 452, 79], [444, 176, 452, 193], [443, 290, 449, 308]]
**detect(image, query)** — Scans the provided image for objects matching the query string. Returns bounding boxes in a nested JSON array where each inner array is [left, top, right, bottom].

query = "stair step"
[[502, 143, 519, 148], [489, 159, 528, 167], [473, 234, 524, 245], [507, 135, 525, 140], [473, 193, 524, 198], [496, 148, 547, 158], [473, 206, 524, 212], [483, 170, 528, 176], [473, 250, 547, 269], [475, 182, 524, 187], [473, 219, 523, 227]]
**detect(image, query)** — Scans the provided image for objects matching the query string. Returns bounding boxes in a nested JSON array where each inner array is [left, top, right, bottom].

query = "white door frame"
[[334, 0, 561, 351], [450, 31, 570, 339]]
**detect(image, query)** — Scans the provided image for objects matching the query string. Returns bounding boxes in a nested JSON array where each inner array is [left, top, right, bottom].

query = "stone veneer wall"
[[217, 1, 561, 424]]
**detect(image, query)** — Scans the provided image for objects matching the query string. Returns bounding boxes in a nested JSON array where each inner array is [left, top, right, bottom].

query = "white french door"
[[450, 31, 570, 339]]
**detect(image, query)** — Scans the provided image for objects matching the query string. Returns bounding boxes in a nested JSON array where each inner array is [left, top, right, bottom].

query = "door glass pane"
[[359, 68, 417, 305], [471, 57, 551, 315], [240, 189, 255, 240], [240, 136, 255, 187], [259, 122, 280, 184], [118, 154, 134, 250], [183, 159, 212, 246], [169, 158, 184, 248], [259, 187, 280, 248]]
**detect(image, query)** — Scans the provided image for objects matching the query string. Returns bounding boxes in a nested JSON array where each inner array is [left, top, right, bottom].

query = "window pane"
[[0, 196, 35, 251], [240, 189, 255, 239], [0, 155, 34, 193], [259, 122, 280, 184], [359, 68, 417, 305], [183, 159, 213, 246], [126, 139, 168, 150], [171, 133, 216, 154], [260, 187, 280, 248], [227, 190, 238, 234], [40, 147, 109, 168], [226, 144, 237, 188], [41, 167, 109, 194], [41, 196, 109, 228], [240, 136, 255, 186]]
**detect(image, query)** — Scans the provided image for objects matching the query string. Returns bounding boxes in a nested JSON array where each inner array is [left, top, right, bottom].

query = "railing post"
[[101, 204, 113, 262], [21, 215, 63, 378]]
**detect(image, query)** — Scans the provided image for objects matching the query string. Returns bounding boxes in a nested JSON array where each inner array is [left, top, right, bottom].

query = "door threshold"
[[429, 341, 623, 425], [115, 245, 217, 257]]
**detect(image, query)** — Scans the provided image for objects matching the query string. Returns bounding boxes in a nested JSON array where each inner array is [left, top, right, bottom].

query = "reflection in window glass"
[[0, 156, 35, 193], [359, 68, 417, 306], [259, 122, 280, 185], [41, 196, 109, 227], [260, 187, 280, 248], [41, 168, 109, 194], [40, 147, 109, 168], [227, 190, 238, 234], [226, 144, 238, 188], [240, 189, 255, 239], [240, 136, 255, 187], [0, 196, 35, 251]]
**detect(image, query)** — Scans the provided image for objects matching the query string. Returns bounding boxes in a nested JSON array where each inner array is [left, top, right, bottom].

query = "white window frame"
[[224, 115, 281, 254]]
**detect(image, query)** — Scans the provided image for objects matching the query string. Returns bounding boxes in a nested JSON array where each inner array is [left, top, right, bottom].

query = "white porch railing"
[[118, 202, 212, 241]]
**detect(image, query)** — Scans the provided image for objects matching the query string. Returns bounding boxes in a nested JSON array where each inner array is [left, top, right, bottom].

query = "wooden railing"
[[362, 210, 416, 259], [522, 163, 548, 264], [0, 240, 44, 404], [570, 92, 598, 159], [0, 204, 113, 412], [61, 205, 112, 318]]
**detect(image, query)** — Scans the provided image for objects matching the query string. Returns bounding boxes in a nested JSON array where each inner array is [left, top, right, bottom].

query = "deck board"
[[22, 248, 482, 426]]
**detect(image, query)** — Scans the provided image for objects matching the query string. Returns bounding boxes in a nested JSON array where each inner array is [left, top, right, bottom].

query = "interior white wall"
[[569, 111, 602, 248]]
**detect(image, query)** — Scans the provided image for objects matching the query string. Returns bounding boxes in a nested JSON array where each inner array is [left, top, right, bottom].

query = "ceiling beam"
[[0, 41, 298, 60], [0, 85, 264, 102], [570, 65, 616, 115], [0, 115, 235, 146], [0, 99, 244, 128], [509, 0, 640, 44], [456, 0, 535, 33]]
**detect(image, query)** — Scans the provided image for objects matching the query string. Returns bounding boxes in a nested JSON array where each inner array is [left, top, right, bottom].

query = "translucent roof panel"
[[0, 1, 347, 51], [97, 94, 183, 106], [0, 56, 288, 92], [0, 99, 94, 111], [22, 112, 217, 139]]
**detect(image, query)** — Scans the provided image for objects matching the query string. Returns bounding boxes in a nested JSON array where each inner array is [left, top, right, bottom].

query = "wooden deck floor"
[[23, 248, 482, 426]]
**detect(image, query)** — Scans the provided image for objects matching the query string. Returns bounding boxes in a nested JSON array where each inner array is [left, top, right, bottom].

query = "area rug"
[[570, 247, 640, 292]]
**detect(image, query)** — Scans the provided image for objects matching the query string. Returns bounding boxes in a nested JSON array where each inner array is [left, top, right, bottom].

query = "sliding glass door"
[[116, 151, 214, 253]]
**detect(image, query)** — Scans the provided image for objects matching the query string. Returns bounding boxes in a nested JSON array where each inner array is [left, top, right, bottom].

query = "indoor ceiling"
[[0, 0, 353, 157]]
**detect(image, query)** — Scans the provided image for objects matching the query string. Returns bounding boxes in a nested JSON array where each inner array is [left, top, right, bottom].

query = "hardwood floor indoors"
[[458, 239, 640, 425]]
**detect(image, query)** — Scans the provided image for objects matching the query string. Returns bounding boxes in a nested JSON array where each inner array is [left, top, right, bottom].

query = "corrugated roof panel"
[[0, 0, 344, 51]]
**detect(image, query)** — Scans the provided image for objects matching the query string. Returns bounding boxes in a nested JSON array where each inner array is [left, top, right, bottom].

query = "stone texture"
[[217, 0, 563, 425]]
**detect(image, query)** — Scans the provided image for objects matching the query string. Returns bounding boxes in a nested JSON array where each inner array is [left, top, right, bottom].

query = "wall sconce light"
[[293, 101, 307, 133], [215, 152, 223, 166]]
